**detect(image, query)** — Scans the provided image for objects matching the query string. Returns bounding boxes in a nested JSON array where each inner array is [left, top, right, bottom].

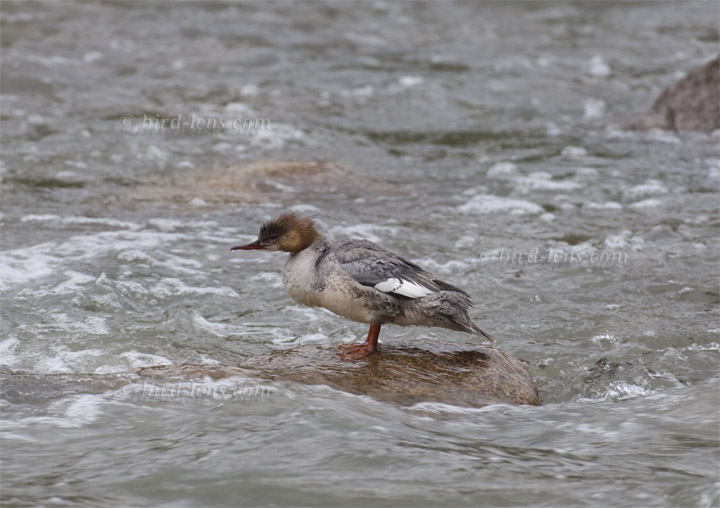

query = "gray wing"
[[331, 239, 469, 299]]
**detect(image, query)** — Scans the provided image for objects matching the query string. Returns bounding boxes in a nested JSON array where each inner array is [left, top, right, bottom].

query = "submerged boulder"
[[128, 160, 406, 207], [138, 341, 540, 408], [624, 56, 719, 133]]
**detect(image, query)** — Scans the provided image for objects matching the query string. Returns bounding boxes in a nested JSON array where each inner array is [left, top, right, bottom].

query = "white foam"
[[44, 270, 94, 296], [153, 252, 204, 273], [116, 248, 151, 263], [48, 314, 110, 336], [148, 218, 184, 232], [604, 230, 644, 251], [83, 51, 104, 63], [408, 401, 514, 414], [546, 241, 599, 262], [454, 235, 476, 248], [398, 76, 423, 87], [546, 122, 562, 136], [297, 333, 330, 345], [118, 351, 172, 369], [150, 277, 238, 299], [251, 123, 305, 150], [588, 55, 611, 77], [19, 213, 61, 222], [684, 342, 720, 350], [0, 244, 56, 290], [602, 381, 650, 401], [576, 167, 598, 177], [145, 145, 169, 167], [459, 194, 544, 215], [328, 224, 398, 243], [212, 142, 231, 153], [116, 248, 204, 276], [557, 202, 578, 213], [623, 180, 668, 201], [33, 356, 72, 373], [241, 84, 259, 97], [2, 394, 107, 431], [340, 85, 374, 98], [53, 395, 106, 427], [630, 198, 663, 209], [225, 102, 252, 114], [587, 201, 622, 210], [0, 337, 20, 368], [646, 129, 681, 144], [31, 347, 111, 374], [561, 146, 588, 158], [283, 305, 325, 322], [250, 272, 283, 288], [0, 229, 215, 292], [604, 123, 632, 139], [591, 333, 618, 344], [56, 169, 83, 181], [583, 98, 606, 119], [289, 204, 322, 214], [486, 161, 518, 179], [461, 186, 484, 196], [92, 350, 172, 374], [412, 258, 470, 274], [198, 354, 222, 365], [192, 313, 235, 337], [513, 172, 581, 193]]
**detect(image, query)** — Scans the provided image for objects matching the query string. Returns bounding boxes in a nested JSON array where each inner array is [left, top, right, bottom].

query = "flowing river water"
[[1, 2, 719, 507]]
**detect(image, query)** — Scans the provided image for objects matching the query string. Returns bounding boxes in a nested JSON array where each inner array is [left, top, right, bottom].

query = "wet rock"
[[129, 160, 406, 207], [138, 341, 540, 408], [624, 56, 719, 133]]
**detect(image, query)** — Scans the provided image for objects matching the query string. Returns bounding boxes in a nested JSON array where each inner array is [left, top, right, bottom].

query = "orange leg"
[[337, 324, 381, 361]]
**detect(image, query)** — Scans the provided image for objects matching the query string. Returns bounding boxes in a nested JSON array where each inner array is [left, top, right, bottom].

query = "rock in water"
[[139, 341, 540, 408], [625, 56, 719, 133], [127, 160, 406, 208]]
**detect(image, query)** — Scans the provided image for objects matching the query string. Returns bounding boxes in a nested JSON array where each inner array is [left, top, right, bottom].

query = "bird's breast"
[[282, 252, 324, 307], [282, 250, 378, 324]]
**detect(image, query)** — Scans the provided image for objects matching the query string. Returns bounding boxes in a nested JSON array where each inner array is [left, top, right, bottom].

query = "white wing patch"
[[374, 277, 434, 298]]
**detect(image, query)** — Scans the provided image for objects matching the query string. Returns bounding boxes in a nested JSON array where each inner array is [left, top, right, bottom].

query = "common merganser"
[[231, 213, 494, 360]]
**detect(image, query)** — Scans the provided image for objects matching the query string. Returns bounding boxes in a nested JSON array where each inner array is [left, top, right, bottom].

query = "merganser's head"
[[231, 212, 318, 253]]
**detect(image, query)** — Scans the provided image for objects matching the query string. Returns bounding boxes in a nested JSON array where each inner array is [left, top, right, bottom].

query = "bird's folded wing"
[[332, 239, 445, 299]]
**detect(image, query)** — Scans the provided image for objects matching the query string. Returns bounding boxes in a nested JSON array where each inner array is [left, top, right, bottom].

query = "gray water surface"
[[1, 2, 719, 507]]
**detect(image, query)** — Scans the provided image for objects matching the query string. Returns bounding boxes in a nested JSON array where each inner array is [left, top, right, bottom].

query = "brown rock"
[[129, 160, 406, 207], [138, 341, 540, 408], [625, 57, 720, 133]]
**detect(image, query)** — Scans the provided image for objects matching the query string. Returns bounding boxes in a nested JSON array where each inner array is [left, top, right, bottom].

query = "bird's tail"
[[437, 291, 496, 343], [408, 290, 496, 343], [461, 321, 496, 343]]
